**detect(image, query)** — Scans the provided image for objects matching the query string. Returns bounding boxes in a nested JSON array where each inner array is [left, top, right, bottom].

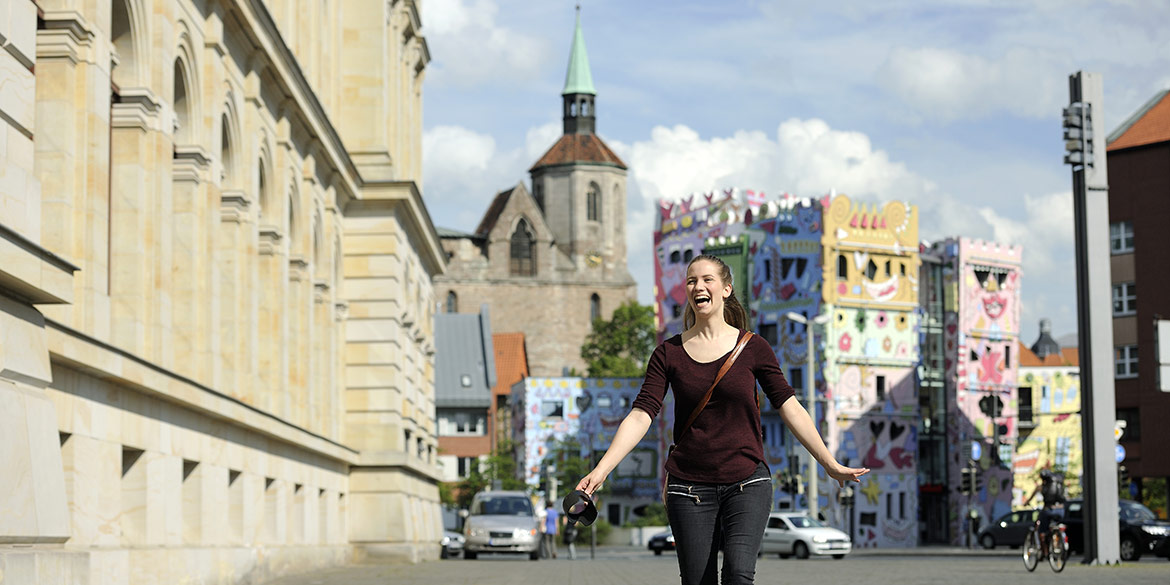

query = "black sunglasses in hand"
[[562, 490, 598, 526]]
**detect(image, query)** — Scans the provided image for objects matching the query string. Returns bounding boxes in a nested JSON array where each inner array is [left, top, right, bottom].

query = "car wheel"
[[654, 550, 662, 556], [778, 553, 791, 559], [1119, 536, 1140, 561], [832, 554, 845, 560], [794, 542, 810, 560], [440, 548, 449, 559], [980, 534, 996, 550], [463, 551, 477, 560], [530, 550, 540, 561]]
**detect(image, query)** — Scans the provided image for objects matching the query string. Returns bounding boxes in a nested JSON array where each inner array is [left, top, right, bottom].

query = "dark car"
[[648, 527, 675, 555], [978, 509, 1039, 549], [1062, 498, 1170, 561]]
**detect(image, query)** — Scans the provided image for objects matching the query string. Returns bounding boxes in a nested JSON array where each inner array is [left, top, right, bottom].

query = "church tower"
[[530, 9, 630, 279]]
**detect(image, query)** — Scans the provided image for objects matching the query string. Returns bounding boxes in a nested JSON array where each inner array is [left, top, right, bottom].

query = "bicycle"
[[1023, 517, 1069, 573]]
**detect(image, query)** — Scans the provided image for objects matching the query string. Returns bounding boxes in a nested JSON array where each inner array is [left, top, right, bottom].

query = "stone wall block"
[[60, 434, 121, 547], [6, 0, 36, 68], [0, 295, 51, 387], [0, 381, 70, 543], [0, 49, 35, 135]]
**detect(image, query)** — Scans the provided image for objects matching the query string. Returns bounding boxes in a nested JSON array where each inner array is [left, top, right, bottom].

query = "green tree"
[[541, 437, 604, 499], [581, 300, 656, 378], [451, 440, 528, 509]]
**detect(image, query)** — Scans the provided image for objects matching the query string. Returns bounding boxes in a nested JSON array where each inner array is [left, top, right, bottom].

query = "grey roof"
[[435, 226, 482, 239], [435, 305, 497, 408]]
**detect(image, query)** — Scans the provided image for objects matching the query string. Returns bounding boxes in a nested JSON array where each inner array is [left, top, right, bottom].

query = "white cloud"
[[422, 0, 548, 87], [422, 121, 560, 230], [878, 47, 1068, 122]]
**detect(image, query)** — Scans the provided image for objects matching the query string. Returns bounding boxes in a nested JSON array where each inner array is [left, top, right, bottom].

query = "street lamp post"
[[785, 311, 830, 519]]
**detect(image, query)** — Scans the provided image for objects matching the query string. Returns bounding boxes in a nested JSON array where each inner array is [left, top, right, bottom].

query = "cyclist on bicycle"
[[1025, 467, 1066, 556]]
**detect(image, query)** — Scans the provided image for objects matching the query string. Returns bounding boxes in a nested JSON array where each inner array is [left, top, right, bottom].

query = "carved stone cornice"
[[334, 301, 349, 322], [173, 145, 212, 184], [313, 279, 330, 303], [220, 189, 251, 223], [111, 88, 165, 132], [289, 255, 309, 282], [258, 225, 283, 256], [37, 11, 97, 65]]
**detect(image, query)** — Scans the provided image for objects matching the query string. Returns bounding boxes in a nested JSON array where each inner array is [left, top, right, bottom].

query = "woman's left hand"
[[827, 463, 870, 487]]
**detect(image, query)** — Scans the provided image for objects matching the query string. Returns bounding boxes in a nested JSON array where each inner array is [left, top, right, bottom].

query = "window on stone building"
[[763, 259, 771, 281], [670, 250, 681, 264], [876, 375, 887, 401], [1112, 282, 1136, 316], [173, 59, 192, 146], [590, 293, 601, 322], [837, 254, 848, 280], [510, 219, 536, 276], [789, 366, 803, 391], [683, 248, 693, 263], [865, 259, 878, 280], [1115, 345, 1138, 378], [1110, 221, 1134, 254], [1116, 408, 1141, 440], [447, 291, 458, 313], [587, 183, 601, 222]]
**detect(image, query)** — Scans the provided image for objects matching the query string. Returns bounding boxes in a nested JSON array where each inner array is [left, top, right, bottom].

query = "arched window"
[[111, 0, 137, 88], [446, 291, 458, 313], [590, 293, 601, 322], [837, 254, 848, 279], [510, 219, 536, 276], [587, 183, 601, 222], [173, 59, 191, 145], [313, 211, 323, 267], [220, 114, 234, 186]]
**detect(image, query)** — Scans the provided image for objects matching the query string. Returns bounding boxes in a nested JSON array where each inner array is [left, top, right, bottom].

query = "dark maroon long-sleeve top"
[[631, 330, 796, 484]]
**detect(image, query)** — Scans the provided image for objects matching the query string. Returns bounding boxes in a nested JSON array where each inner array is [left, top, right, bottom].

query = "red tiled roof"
[[1108, 90, 1170, 151], [474, 187, 516, 237], [530, 133, 627, 171], [1018, 342, 1044, 367], [491, 332, 528, 397], [1018, 340, 1079, 367]]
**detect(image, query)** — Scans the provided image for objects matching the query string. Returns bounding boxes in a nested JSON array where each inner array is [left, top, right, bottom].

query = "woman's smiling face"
[[686, 259, 731, 319]]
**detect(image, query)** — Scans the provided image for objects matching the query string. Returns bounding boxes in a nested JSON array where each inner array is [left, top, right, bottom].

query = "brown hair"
[[682, 254, 749, 331]]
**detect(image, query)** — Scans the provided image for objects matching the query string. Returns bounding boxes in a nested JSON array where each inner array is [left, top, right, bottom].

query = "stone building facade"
[[0, 0, 443, 582], [435, 15, 636, 377]]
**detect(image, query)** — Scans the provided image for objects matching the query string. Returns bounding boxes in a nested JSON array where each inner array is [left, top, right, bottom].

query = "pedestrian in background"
[[543, 500, 559, 559], [575, 254, 868, 585], [562, 518, 579, 560]]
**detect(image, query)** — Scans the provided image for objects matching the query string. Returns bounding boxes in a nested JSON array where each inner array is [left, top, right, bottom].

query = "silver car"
[[760, 512, 852, 559], [462, 491, 541, 560]]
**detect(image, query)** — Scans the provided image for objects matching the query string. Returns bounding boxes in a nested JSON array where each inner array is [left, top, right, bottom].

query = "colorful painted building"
[[819, 195, 922, 549], [1014, 334, 1083, 507], [653, 191, 923, 547], [921, 238, 1023, 545], [511, 377, 670, 525]]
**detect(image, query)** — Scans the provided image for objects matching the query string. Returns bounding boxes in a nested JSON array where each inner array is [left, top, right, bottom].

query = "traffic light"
[[960, 469, 973, 495], [1062, 102, 1094, 167], [1118, 464, 1129, 488]]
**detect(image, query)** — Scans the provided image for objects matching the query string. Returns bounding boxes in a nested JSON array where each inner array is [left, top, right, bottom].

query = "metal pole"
[[807, 325, 818, 519], [1068, 71, 1121, 565]]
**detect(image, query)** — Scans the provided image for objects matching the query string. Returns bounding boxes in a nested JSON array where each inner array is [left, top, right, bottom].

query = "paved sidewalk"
[[260, 547, 1169, 585]]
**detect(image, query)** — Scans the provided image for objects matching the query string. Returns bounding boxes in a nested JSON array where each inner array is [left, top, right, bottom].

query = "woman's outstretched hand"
[[576, 469, 609, 496], [827, 463, 870, 488]]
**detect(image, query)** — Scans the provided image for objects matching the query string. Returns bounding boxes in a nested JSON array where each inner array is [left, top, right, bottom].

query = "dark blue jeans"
[[665, 462, 772, 585]]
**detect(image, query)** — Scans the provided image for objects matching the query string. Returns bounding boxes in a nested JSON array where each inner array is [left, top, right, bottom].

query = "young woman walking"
[[576, 254, 868, 585]]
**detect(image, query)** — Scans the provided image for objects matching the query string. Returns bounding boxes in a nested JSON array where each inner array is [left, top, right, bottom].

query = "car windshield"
[[472, 496, 534, 516], [787, 516, 825, 528], [1121, 502, 1156, 523]]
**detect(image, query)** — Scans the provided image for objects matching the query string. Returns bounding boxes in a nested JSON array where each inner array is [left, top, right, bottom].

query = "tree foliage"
[[449, 440, 528, 510], [580, 300, 657, 378]]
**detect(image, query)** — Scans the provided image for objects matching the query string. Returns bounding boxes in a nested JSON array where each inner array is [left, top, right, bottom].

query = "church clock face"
[[586, 252, 602, 267]]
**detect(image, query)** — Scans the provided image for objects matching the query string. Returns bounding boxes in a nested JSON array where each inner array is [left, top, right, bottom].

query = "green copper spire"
[[562, 7, 596, 96]]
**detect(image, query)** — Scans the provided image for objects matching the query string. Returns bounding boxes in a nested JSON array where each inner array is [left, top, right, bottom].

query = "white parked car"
[[759, 513, 851, 559], [462, 491, 540, 560]]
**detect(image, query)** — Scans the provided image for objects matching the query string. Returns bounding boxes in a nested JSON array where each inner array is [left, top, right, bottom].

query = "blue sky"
[[419, 0, 1170, 345]]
